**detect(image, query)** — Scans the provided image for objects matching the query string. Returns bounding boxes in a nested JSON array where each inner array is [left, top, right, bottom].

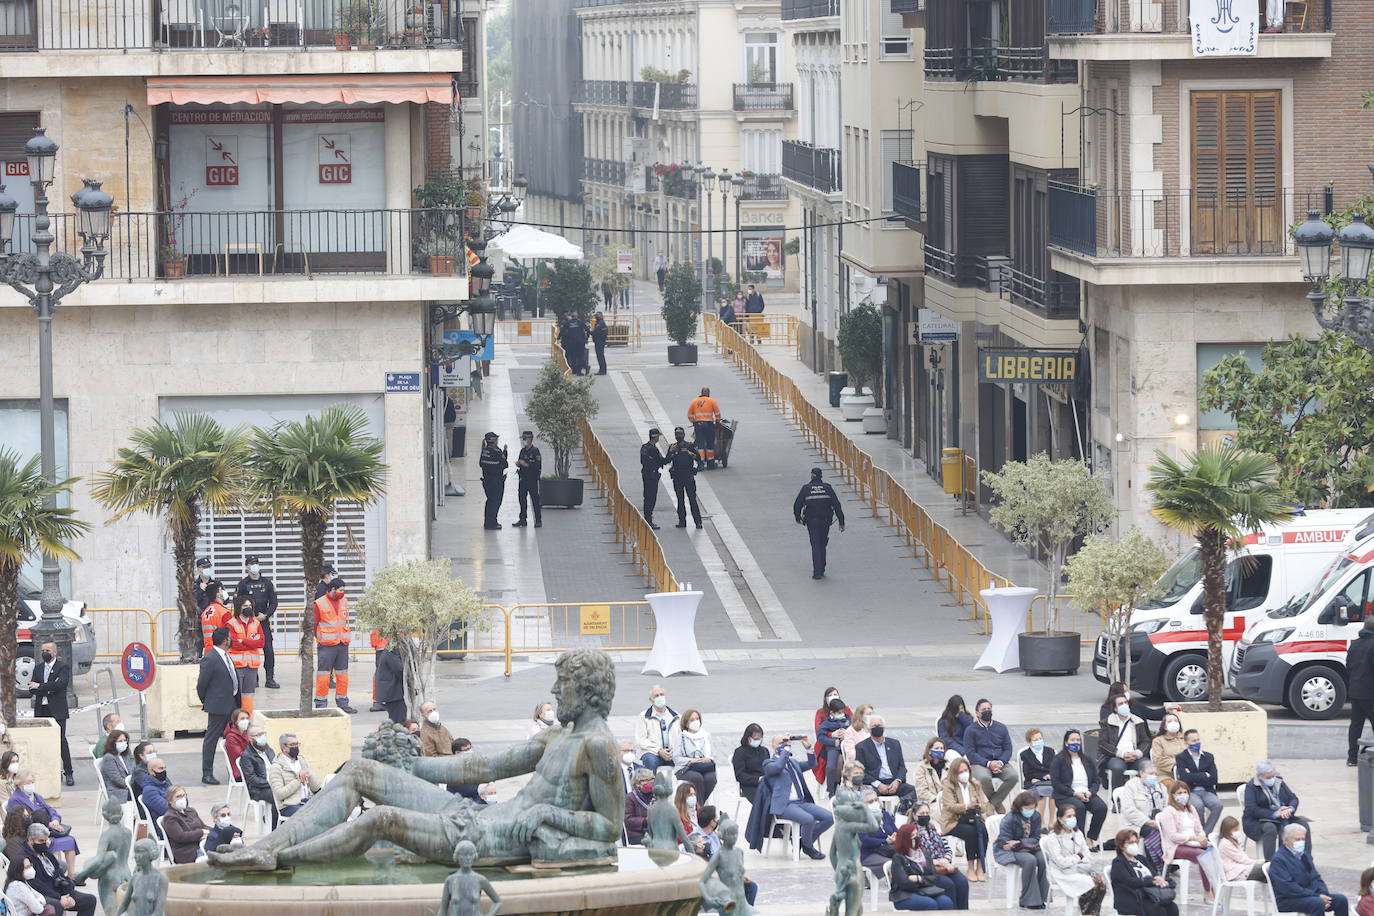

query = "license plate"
[[1093, 663, 1107, 678]]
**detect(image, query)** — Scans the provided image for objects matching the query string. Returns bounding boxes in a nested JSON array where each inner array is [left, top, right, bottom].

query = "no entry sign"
[[121, 642, 156, 691]]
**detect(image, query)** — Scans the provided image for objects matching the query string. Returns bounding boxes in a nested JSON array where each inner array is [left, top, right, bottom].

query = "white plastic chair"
[[762, 815, 800, 861], [1261, 862, 1302, 916], [868, 857, 892, 911], [91, 758, 109, 821], [219, 740, 249, 808], [983, 814, 1020, 907], [153, 815, 175, 864], [160, 0, 205, 46], [1111, 785, 1129, 815], [732, 796, 751, 825]]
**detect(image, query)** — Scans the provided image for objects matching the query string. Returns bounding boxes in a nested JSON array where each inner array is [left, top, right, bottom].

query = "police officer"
[[193, 557, 215, 611], [235, 555, 281, 689], [560, 316, 589, 375], [591, 311, 610, 375], [793, 467, 845, 579], [479, 432, 508, 530], [314, 561, 337, 601], [513, 430, 543, 528], [639, 428, 667, 530], [666, 426, 703, 529]]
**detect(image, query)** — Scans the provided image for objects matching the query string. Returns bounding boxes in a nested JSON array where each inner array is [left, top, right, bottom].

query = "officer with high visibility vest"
[[227, 596, 265, 715], [200, 580, 232, 656], [687, 387, 722, 467], [313, 577, 356, 713]]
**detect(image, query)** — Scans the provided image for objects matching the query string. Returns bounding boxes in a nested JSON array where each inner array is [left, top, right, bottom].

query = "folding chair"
[[160, 0, 205, 46]]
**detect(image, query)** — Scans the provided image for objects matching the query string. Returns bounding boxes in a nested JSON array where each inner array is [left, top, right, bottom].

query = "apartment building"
[[571, 0, 799, 287], [0, 1, 476, 607]]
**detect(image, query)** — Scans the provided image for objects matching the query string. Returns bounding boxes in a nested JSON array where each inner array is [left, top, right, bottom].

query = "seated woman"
[[1150, 712, 1187, 778], [623, 771, 653, 846], [5, 773, 77, 873], [936, 696, 973, 760], [673, 783, 699, 845], [4, 852, 53, 916], [936, 757, 988, 883], [859, 787, 899, 880], [1050, 729, 1108, 850], [816, 699, 852, 797], [994, 791, 1050, 909], [1157, 779, 1218, 902], [223, 710, 253, 781], [1217, 815, 1265, 886], [162, 785, 210, 864], [1044, 804, 1106, 915], [890, 823, 954, 911], [841, 704, 874, 768], [672, 709, 717, 806], [730, 724, 769, 804], [911, 801, 969, 909], [914, 737, 948, 807], [1110, 827, 1178, 916], [1020, 728, 1055, 823], [0, 751, 21, 799], [97, 730, 133, 829]]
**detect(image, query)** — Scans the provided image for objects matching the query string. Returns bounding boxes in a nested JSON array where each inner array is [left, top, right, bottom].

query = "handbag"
[[875, 841, 896, 858], [687, 761, 717, 774], [1142, 886, 1176, 905]]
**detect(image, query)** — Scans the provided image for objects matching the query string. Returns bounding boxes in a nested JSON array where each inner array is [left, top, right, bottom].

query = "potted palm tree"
[[525, 361, 599, 508], [837, 303, 883, 427], [545, 259, 597, 324], [662, 262, 701, 365], [91, 412, 249, 736], [0, 449, 90, 796]]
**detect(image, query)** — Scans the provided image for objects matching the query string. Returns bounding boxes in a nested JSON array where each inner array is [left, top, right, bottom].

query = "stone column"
[[384, 103, 412, 275]]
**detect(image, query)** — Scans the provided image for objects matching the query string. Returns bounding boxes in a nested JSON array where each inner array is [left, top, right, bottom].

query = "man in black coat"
[[235, 554, 280, 689], [375, 640, 406, 724], [1346, 617, 1374, 765], [29, 640, 73, 786], [197, 627, 240, 785], [666, 427, 702, 529], [854, 715, 917, 810], [478, 431, 508, 530], [640, 428, 667, 530], [591, 311, 610, 375], [313, 562, 337, 601], [793, 467, 846, 579], [193, 556, 215, 611], [239, 724, 279, 829], [24, 824, 96, 916], [512, 430, 542, 528], [560, 317, 589, 375]]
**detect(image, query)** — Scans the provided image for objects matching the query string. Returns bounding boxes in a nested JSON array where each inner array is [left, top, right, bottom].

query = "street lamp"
[[0, 128, 110, 700], [731, 174, 746, 282], [718, 170, 733, 282], [1295, 204, 1374, 350]]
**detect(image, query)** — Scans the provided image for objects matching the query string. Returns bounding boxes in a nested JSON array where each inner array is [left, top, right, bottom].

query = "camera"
[[787, 734, 808, 742]]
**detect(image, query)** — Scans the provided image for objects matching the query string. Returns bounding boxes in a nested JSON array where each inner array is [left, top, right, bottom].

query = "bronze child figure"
[[439, 839, 502, 916], [74, 799, 133, 916]]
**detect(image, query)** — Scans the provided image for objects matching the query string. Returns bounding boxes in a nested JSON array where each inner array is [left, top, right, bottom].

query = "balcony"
[[926, 45, 1077, 82], [575, 79, 629, 106], [737, 173, 787, 201], [732, 83, 795, 112], [782, 0, 839, 19], [631, 81, 697, 110], [892, 161, 922, 224], [781, 140, 840, 195], [1047, 0, 1332, 60], [924, 242, 1010, 290], [583, 158, 627, 187], [890, 0, 922, 12], [646, 168, 698, 200], [1005, 266, 1081, 318]]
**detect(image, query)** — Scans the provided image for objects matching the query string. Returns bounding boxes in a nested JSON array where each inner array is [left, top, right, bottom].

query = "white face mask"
[[174, 797, 188, 810], [218, 816, 232, 828], [1165, 721, 1180, 733], [1126, 843, 1141, 856], [22, 868, 34, 881], [1174, 793, 1190, 806], [115, 740, 128, 753], [112, 723, 124, 733], [540, 709, 556, 724], [426, 711, 441, 725], [236, 719, 249, 731], [867, 802, 881, 815], [686, 720, 700, 733], [253, 735, 268, 747], [1116, 704, 1129, 718], [686, 796, 697, 808], [7, 762, 19, 774], [652, 695, 667, 709], [21, 784, 34, 795], [621, 752, 636, 765], [958, 771, 970, 784]]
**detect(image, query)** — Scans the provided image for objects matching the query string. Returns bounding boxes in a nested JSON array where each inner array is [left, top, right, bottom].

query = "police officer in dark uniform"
[[666, 426, 703, 529], [193, 557, 215, 611], [479, 431, 508, 530], [639, 428, 667, 530], [513, 430, 542, 528], [314, 562, 337, 601], [235, 554, 281, 689], [560, 316, 589, 375], [793, 467, 845, 579], [592, 311, 610, 375]]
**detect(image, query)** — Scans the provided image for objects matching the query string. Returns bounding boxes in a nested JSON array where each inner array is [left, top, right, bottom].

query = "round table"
[[641, 590, 708, 677], [974, 586, 1040, 673]]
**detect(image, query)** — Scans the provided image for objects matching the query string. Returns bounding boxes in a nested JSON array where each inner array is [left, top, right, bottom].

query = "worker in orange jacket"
[[313, 576, 356, 713], [227, 596, 265, 715], [687, 387, 723, 467], [200, 580, 232, 656]]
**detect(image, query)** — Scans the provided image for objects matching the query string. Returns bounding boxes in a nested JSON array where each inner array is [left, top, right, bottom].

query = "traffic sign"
[[121, 642, 156, 691]]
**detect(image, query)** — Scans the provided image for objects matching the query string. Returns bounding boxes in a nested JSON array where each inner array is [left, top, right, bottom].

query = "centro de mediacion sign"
[[977, 348, 1079, 385]]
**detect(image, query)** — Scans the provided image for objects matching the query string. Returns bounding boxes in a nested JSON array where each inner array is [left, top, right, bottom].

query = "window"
[[880, 7, 911, 58], [741, 128, 781, 174], [1093, 327, 1110, 412], [1225, 555, 1274, 612], [1190, 89, 1281, 254], [879, 129, 913, 215], [744, 32, 779, 85]]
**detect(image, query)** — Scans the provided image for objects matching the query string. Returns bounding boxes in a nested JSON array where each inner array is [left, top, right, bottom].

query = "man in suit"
[[854, 714, 917, 811], [29, 641, 73, 786], [750, 734, 832, 859], [617, 739, 651, 795], [1174, 728, 1222, 833], [197, 626, 240, 786], [1269, 824, 1346, 916]]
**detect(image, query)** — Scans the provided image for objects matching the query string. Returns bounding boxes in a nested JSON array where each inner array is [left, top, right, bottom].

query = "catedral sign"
[[977, 349, 1078, 384]]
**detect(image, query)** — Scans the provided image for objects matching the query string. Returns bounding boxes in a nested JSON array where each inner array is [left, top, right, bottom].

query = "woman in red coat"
[[222, 709, 253, 780], [813, 686, 852, 790]]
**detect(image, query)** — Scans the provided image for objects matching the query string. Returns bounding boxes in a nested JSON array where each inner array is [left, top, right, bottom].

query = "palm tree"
[[248, 404, 387, 714], [0, 449, 92, 725], [1145, 445, 1291, 710], [91, 413, 250, 663]]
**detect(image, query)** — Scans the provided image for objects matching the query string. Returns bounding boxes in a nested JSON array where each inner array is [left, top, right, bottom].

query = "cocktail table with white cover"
[[975, 586, 1039, 673], [641, 590, 708, 677]]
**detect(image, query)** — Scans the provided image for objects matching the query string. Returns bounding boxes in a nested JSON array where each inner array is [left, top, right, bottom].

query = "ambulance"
[[1092, 508, 1374, 703], [1231, 526, 1374, 719]]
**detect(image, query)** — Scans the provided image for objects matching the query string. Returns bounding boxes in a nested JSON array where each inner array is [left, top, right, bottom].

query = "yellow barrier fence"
[[494, 318, 558, 345], [702, 313, 801, 350]]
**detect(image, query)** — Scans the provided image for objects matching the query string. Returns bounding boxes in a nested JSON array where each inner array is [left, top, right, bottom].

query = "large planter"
[[667, 344, 698, 366], [542, 476, 584, 508], [12, 718, 62, 801], [839, 392, 874, 421], [1018, 631, 1082, 676], [428, 254, 456, 276], [145, 661, 206, 738], [256, 707, 353, 777], [861, 406, 887, 434], [1171, 700, 1267, 784]]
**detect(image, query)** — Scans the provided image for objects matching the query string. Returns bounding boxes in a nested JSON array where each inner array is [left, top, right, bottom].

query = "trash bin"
[[941, 447, 964, 495], [452, 425, 467, 458], [1360, 742, 1374, 831], [828, 372, 849, 407]]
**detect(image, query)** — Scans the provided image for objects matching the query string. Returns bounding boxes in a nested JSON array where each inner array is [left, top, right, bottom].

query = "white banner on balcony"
[[1191, 0, 1259, 56]]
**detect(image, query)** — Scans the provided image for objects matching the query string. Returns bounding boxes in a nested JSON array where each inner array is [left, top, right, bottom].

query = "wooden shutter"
[[0, 112, 38, 162], [1191, 90, 1281, 254], [1192, 92, 1221, 253]]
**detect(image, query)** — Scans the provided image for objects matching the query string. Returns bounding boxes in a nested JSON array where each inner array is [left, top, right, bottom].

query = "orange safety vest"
[[201, 601, 231, 653], [687, 396, 721, 424], [314, 594, 352, 646], [370, 631, 387, 651], [227, 615, 264, 668]]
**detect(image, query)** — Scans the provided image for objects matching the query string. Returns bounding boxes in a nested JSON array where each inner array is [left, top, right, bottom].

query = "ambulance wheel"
[[1161, 653, 1209, 703], [1286, 664, 1345, 720]]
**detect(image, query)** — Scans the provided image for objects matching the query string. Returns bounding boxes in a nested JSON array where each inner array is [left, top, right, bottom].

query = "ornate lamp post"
[[700, 167, 717, 306], [1294, 206, 1374, 351], [0, 128, 111, 694], [732, 173, 746, 281], [717, 170, 734, 283]]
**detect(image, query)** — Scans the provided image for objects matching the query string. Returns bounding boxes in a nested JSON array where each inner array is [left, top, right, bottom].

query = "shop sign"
[[915, 309, 958, 343], [5, 162, 27, 178], [170, 109, 270, 125], [616, 249, 634, 273], [977, 348, 1078, 385], [318, 133, 352, 184], [205, 136, 238, 186]]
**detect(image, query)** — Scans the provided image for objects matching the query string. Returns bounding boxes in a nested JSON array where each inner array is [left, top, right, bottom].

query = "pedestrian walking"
[[666, 427, 703, 529], [591, 311, 610, 375], [687, 387, 722, 468], [731, 290, 747, 322], [373, 636, 405, 725], [312, 577, 356, 713], [479, 431, 508, 530], [640, 428, 667, 530], [793, 467, 845, 579], [1346, 616, 1374, 765], [655, 252, 668, 291], [745, 284, 766, 315], [234, 555, 280, 689], [600, 280, 614, 311], [513, 430, 542, 528], [226, 597, 264, 716]]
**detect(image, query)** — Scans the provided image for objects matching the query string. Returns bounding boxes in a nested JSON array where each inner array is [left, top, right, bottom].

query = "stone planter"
[[861, 406, 887, 434], [667, 344, 697, 366], [839, 392, 874, 421], [1018, 631, 1082, 676], [1172, 700, 1267, 784], [542, 477, 584, 508], [146, 661, 206, 738], [12, 718, 62, 801], [256, 707, 353, 777]]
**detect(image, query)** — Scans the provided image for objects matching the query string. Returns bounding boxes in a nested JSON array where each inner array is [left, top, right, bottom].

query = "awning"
[[146, 74, 453, 106]]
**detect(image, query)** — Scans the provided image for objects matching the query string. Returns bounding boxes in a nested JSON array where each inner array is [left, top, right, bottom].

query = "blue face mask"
[[930, 749, 945, 760], [1292, 840, 1306, 855], [1262, 777, 1277, 788], [1021, 808, 1036, 819], [1067, 742, 1083, 753], [1145, 774, 1158, 787], [1188, 742, 1201, 753], [1031, 739, 1044, 752]]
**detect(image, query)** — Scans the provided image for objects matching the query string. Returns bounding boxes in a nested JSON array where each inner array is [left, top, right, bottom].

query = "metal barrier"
[[494, 318, 558, 344], [702, 313, 802, 351], [87, 608, 162, 659]]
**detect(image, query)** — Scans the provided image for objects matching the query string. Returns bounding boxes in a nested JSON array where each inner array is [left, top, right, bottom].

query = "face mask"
[[686, 796, 697, 808], [174, 797, 188, 810], [1174, 793, 1190, 805], [540, 710, 556, 724], [0, 723, 6, 735], [637, 783, 653, 795], [1292, 840, 1306, 855], [22, 868, 34, 881], [686, 720, 700, 733], [29, 843, 45, 853], [217, 592, 228, 604], [826, 693, 839, 705], [427, 711, 441, 725], [7, 762, 18, 774], [112, 723, 124, 733], [1031, 739, 1044, 752], [153, 771, 167, 781], [218, 816, 232, 828], [1145, 774, 1158, 787], [1165, 721, 1180, 734], [867, 802, 882, 815], [146, 752, 158, 761], [254, 735, 268, 747], [1067, 742, 1083, 753], [203, 568, 214, 578], [930, 749, 945, 760], [1262, 777, 1277, 788], [652, 695, 667, 709], [115, 740, 128, 753], [240, 608, 254, 618], [749, 739, 762, 748], [22, 784, 34, 795], [286, 747, 300, 760], [870, 725, 885, 739], [1188, 742, 1201, 753], [1116, 704, 1129, 717], [1125, 842, 1141, 857], [979, 709, 993, 722], [1064, 817, 1078, 830], [916, 814, 931, 827], [249, 565, 260, 575], [622, 752, 636, 765], [236, 719, 249, 731], [1021, 807, 1035, 819], [958, 771, 970, 784], [40, 652, 53, 664]]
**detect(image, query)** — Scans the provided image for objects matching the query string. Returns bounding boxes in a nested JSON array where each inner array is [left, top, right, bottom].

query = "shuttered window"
[[880, 8, 911, 58], [0, 113, 39, 162], [1191, 90, 1281, 255]]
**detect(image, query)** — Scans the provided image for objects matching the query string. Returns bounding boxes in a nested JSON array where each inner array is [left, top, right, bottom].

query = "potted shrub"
[[981, 453, 1116, 674], [837, 303, 882, 425], [662, 262, 702, 365], [525, 361, 599, 508], [545, 258, 597, 323], [426, 236, 459, 276], [1063, 528, 1171, 687], [160, 244, 185, 280], [464, 190, 485, 220]]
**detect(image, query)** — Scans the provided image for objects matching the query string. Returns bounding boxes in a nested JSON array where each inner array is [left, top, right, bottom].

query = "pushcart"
[[694, 419, 737, 469]]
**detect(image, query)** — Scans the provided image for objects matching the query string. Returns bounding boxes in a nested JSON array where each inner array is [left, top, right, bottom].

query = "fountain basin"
[[165, 848, 706, 916]]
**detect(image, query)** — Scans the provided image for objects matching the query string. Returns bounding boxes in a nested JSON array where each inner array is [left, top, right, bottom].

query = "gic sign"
[[5, 161, 28, 178], [206, 136, 239, 186], [319, 133, 352, 184]]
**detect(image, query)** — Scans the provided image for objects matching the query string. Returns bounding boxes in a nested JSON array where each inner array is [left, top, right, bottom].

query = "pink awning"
[[146, 73, 453, 106]]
